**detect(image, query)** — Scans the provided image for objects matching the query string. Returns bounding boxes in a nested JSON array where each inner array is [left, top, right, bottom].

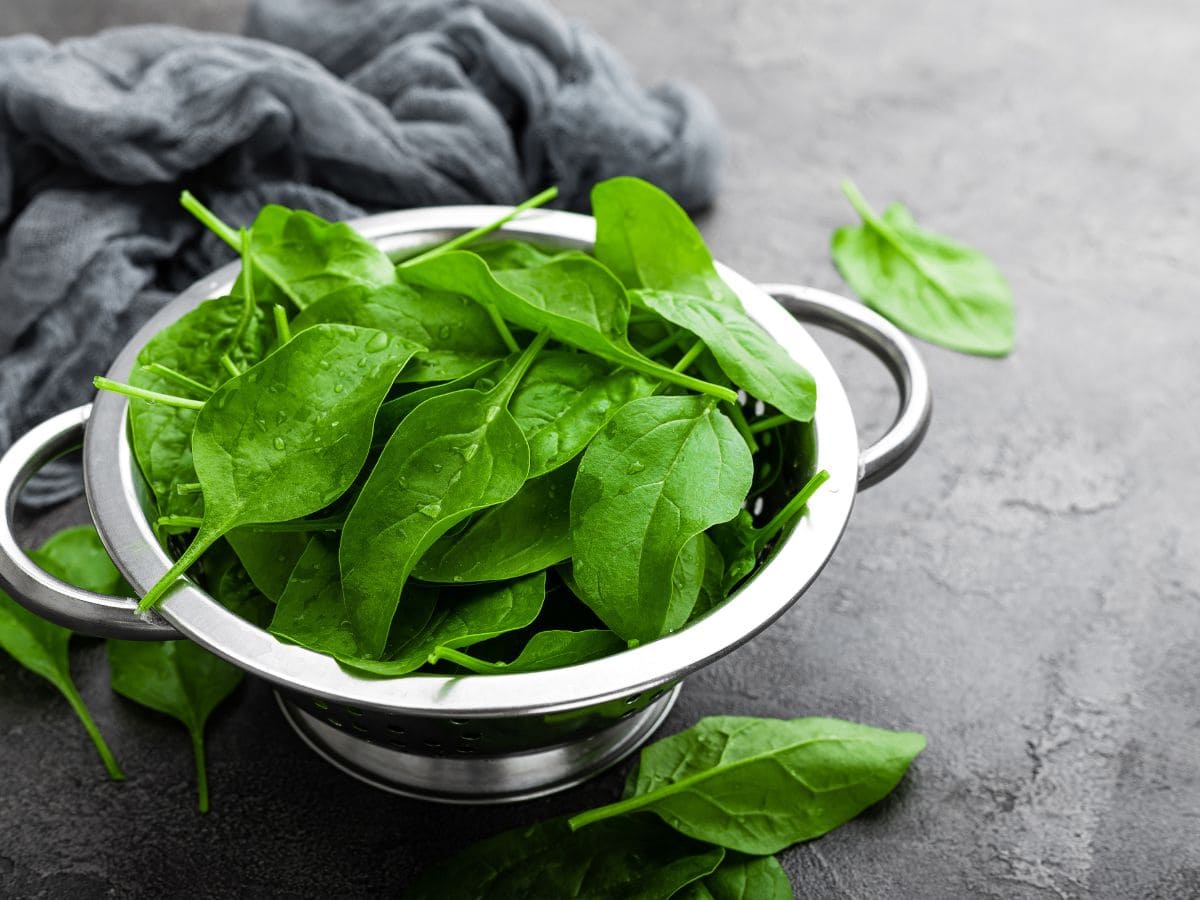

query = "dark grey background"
[[2, 1, 1198, 898]]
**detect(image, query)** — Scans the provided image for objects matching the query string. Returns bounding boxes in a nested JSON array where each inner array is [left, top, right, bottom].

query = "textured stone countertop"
[[2, 2, 1198, 897]]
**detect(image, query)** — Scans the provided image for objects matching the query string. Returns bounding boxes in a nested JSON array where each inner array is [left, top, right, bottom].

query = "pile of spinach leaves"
[[96, 176, 829, 675]]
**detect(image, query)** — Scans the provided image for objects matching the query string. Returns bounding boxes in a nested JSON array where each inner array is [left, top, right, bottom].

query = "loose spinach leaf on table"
[[269, 535, 543, 675], [400, 250, 736, 403], [509, 351, 656, 478], [106, 638, 242, 813], [339, 333, 545, 658], [430, 628, 625, 674], [413, 463, 575, 584], [134, 324, 419, 611], [0, 526, 124, 780], [402, 815, 724, 900], [678, 854, 795, 900], [570, 395, 753, 644], [570, 716, 926, 854], [292, 282, 508, 383], [831, 180, 1014, 356]]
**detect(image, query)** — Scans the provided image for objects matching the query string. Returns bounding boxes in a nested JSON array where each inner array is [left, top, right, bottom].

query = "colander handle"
[[0, 404, 180, 640], [761, 284, 932, 489]]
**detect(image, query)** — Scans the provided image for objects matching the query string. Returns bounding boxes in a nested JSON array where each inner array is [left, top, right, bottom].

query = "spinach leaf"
[[106, 639, 242, 813], [831, 180, 1014, 356], [470, 239, 587, 271], [373, 359, 502, 443], [679, 855, 794, 900], [128, 294, 273, 520], [224, 528, 309, 602], [570, 396, 752, 644], [591, 176, 740, 308], [182, 193, 396, 310], [684, 533, 727, 623], [430, 628, 624, 674], [569, 716, 926, 854], [269, 535, 542, 675], [510, 351, 656, 478], [137, 324, 419, 611], [213, 559, 275, 628], [292, 282, 507, 383], [402, 815, 723, 900], [400, 251, 736, 402], [413, 463, 575, 584], [635, 289, 816, 423], [0, 527, 124, 780], [339, 333, 545, 657]]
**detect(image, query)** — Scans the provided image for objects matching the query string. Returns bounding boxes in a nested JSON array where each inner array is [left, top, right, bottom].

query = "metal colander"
[[0, 206, 930, 803]]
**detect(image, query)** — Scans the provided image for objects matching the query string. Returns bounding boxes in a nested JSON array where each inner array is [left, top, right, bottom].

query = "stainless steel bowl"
[[0, 205, 931, 803]]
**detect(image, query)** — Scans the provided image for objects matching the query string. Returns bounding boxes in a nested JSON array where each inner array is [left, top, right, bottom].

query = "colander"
[[0, 205, 931, 803]]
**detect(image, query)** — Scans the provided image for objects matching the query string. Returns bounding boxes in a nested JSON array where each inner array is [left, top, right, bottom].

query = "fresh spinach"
[[373, 359, 503, 443], [429, 628, 624, 674], [832, 180, 1014, 355], [135, 324, 419, 610], [0, 527, 124, 780], [570, 395, 753, 643], [569, 716, 926, 854], [678, 854, 794, 900], [225, 528, 309, 602]]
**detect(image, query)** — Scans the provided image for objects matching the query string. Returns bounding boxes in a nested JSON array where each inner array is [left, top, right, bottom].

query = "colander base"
[[275, 685, 681, 804]]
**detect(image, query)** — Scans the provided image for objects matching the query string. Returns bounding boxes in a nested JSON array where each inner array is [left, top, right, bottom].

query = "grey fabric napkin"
[[0, 0, 721, 505]]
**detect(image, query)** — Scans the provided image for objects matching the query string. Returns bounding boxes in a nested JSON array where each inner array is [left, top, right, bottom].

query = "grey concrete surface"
[[2, 1, 1199, 898]]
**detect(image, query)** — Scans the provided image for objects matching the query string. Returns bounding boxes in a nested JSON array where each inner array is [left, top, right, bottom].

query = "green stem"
[[219, 355, 241, 379], [180, 190, 239, 250], [724, 400, 760, 454], [755, 469, 831, 548], [671, 339, 705, 373], [94, 377, 204, 411], [224, 228, 256, 354], [191, 727, 209, 814], [649, 367, 738, 404], [144, 364, 214, 398], [427, 645, 507, 674], [175, 483, 203, 495], [642, 329, 690, 360], [399, 186, 559, 268], [491, 330, 551, 400], [486, 305, 521, 354], [60, 679, 124, 781], [137, 525, 221, 612], [748, 412, 792, 435], [273, 304, 292, 346]]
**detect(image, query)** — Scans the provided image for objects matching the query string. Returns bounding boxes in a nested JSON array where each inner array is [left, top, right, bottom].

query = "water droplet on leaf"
[[273, 437, 285, 450], [366, 332, 390, 352]]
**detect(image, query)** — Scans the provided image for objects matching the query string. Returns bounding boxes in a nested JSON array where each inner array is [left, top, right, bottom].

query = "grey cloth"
[[0, 0, 721, 505]]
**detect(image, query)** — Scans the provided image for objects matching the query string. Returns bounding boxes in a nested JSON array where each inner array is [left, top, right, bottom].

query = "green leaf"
[[137, 324, 419, 611], [339, 335, 546, 657], [402, 816, 724, 900], [373, 359, 503, 444], [107, 639, 242, 812], [470, 239, 588, 271], [570, 396, 753, 644], [400, 250, 737, 403], [831, 180, 1014, 356], [591, 176, 740, 308], [635, 289, 816, 423], [225, 527, 309, 602], [0, 526, 125, 780], [509, 352, 657, 478], [680, 855, 794, 900], [292, 282, 507, 383], [430, 628, 624, 674], [413, 463, 575, 584], [269, 535, 543, 676], [570, 716, 926, 854], [685, 533, 728, 623]]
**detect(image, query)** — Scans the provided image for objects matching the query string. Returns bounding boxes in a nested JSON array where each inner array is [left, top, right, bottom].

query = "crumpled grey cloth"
[[0, 0, 721, 505]]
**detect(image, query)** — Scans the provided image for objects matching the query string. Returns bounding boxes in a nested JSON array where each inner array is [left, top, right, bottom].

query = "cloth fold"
[[0, 0, 721, 504]]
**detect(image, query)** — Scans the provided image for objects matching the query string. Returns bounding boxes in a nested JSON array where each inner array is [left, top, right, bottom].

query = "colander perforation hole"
[[350, 722, 368, 734], [313, 699, 329, 711], [327, 717, 344, 729], [345, 706, 365, 717], [386, 725, 406, 736], [461, 731, 481, 742], [455, 747, 473, 755], [423, 740, 443, 751], [623, 695, 640, 705], [388, 739, 408, 750]]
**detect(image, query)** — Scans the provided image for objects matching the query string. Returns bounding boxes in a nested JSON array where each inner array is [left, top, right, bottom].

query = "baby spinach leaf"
[[832, 180, 1014, 356], [570, 395, 753, 644], [224, 528, 309, 602], [430, 628, 624, 674], [213, 559, 275, 628], [400, 251, 736, 403], [684, 533, 727, 624], [339, 334, 546, 657], [570, 716, 926, 854], [107, 639, 242, 813], [413, 463, 575, 584], [137, 324, 419, 611], [0, 527, 125, 780], [128, 294, 274, 520], [373, 359, 503, 443], [470, 239, 587, 271], [402, 815, 723, 900], [182, 193, 396, 310], [635, 289, 816, 423], [591, 175, 739, 307], [510, 352, 656, 477], [680, 855, 794, 900], [292, 282, 507, 383]]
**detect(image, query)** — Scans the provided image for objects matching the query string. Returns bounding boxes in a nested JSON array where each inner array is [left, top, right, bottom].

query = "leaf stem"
[[748, 413, 793, 435], [651, 368, 738, 404], [755, 469, 831, 548], [671, 339, 705, 373], [427, 645, 506, 673], [840, 180, 949, 297], [399, 186, 559, 268], [724, 400, 760, 454], [138, 525, 221, 611], [60, 679, 125, 781], [486, 306, 521, 354], [94, 376, 205, 411], [144, 364, 214, 398], [492, 330, 551, 401], [219, 355, 241, 379], [180, 190, 240, 250], [642, 329, 690, 360], [273, 304, 292, 346], [190, 727, 209, 813]]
